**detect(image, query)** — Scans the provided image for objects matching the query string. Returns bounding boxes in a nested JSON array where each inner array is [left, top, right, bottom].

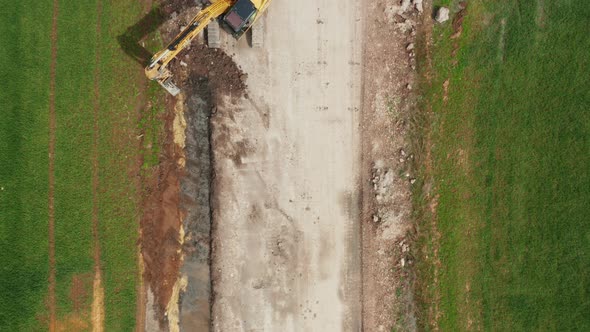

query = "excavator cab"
[[223, 0, 258, 38]]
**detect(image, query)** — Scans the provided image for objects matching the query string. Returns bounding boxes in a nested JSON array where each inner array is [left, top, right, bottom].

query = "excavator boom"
[[145, 0, 232, 95]]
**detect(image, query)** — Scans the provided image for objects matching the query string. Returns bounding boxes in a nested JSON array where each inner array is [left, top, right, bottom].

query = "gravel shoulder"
[[360, 0, 423, 331]]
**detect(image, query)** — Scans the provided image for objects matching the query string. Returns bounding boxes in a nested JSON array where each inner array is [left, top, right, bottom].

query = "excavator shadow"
[[117, 7, 167, 66]]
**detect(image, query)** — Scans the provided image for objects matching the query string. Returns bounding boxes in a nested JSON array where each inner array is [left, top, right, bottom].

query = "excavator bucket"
[[158, 78, 181, 96]]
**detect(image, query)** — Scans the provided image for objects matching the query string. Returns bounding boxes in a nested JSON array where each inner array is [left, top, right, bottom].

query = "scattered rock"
[[180, 61, 187, 67], [435, 7, 450, 23], [399, 158, 405, 163], [406, 83, 412, 90], [400, 0, 412, 13], [379, 169, 394, 192], [410, 178, 417, 185], [373, 214, 380, 223], [401, 258, 406, 267], [414, 0, 424, 13], [406, 43, 414, 51], [396, 20, 415, 33], [402, 243, 410, 253], [374, 159, 385, 169]]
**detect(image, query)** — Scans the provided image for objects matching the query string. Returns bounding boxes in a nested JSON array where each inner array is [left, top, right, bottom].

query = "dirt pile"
[[156, 2, 248, 100], [172, 44, 247, 100]]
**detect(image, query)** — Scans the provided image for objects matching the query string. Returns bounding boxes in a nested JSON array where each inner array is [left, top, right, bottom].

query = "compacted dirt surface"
[[209, 0, 363, 330], [138, 0, 423, 330]]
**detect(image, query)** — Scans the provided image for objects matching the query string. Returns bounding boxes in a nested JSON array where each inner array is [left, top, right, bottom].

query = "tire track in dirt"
[[48, 0, 59, 331], [91, 0, 105, 331]]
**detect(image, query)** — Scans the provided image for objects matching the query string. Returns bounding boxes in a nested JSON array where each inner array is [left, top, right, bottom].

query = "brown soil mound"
[[157, 0, 248, 99], [172, 44, 247, 100]]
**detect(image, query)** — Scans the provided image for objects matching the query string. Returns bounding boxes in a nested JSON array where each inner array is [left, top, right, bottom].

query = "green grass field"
[[0, 2, 52, 330], [0, 0, 163, 330], [415, 0, 590, 331]]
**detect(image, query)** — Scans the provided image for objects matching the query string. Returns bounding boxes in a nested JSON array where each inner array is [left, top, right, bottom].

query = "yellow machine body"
[[145, 0, 271, 95]]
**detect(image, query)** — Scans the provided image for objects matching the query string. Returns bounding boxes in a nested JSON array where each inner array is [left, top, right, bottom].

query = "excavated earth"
[[139, 1, 247, 329]]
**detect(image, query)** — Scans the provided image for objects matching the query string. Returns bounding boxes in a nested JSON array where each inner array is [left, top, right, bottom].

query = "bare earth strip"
[[360, 1, 422, 331], [48, 0, 59, 330], [211, 0, 363, 330], [91, 0, 105, 331]]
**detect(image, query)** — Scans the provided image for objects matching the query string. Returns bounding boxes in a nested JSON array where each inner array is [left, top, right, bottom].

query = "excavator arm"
[[145, 0, 272, 95], [145, 0, 233, 95]]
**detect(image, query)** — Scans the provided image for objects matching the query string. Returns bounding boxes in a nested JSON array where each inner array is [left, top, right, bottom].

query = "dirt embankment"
[[140, 101, 185, 328], [139, 1, 247, 328], [360, 0, 426, 330]]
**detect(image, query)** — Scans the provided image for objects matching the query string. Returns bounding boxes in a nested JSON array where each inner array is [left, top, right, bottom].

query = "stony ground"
[[360, 0, 426, 330]]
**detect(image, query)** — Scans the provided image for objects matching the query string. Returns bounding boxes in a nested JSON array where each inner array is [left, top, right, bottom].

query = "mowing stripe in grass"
[[96, 0, 146, 329], [92, 0, 105, 330], [0, 0, 54, 330], [1, 0, 149, 329], [48, 0, 59, 330], [52, 0, 99, 327]]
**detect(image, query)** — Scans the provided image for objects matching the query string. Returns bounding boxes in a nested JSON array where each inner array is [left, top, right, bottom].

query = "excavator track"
[[207, 19, 221, 48], [251, 16, 264, 48]]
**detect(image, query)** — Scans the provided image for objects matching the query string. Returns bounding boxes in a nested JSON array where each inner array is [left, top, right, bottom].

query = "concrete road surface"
[[211, 0, 363, 330]]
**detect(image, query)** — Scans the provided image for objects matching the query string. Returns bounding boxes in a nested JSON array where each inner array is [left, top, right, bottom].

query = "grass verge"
[[414, 1, 590, 330]]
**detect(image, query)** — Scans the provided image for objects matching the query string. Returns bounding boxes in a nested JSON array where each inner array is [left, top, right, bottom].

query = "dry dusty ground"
[[209, 0, 364, 330], [138, 0, 424, 330], [359, 0, 426, 330]]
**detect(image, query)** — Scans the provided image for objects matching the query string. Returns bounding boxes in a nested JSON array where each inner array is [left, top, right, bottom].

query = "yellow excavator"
[[145, 0, 271, 95]]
